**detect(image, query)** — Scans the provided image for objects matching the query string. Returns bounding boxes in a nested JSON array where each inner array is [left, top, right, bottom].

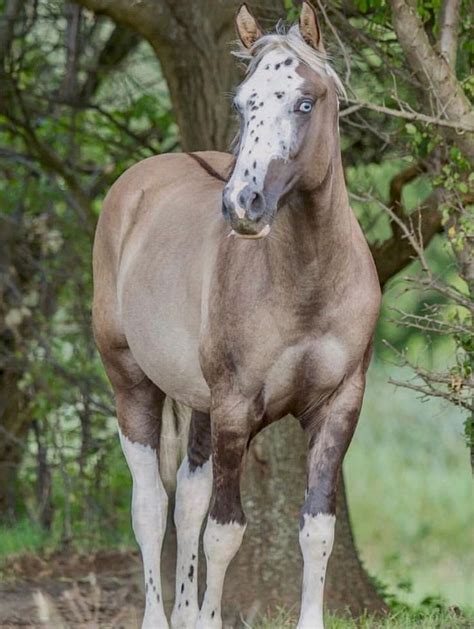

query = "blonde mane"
[[234, 24, 346, 99]]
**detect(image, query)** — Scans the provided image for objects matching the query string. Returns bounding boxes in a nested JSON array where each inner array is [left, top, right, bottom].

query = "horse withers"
[[92, 3, 381, 628]]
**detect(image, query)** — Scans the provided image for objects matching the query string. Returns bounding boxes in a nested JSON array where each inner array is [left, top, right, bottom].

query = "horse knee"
[[174, 456, 212, 529], [203, 517, 246, 570], [299, 512, 335, 563]]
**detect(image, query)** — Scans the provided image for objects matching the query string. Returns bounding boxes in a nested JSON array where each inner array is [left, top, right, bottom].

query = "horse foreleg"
[[114, 374, 169, 629], [171, 411, 212, 629], [297, 368, 365, 629], [196, 395, 249, 629]]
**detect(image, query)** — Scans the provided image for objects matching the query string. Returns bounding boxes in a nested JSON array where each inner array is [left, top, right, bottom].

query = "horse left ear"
[[299, 1, 325, 53], [235, 4, 263, 50]]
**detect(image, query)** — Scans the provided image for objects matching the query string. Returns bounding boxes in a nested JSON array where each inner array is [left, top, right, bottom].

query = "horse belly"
[[123, 309, 211, 411]]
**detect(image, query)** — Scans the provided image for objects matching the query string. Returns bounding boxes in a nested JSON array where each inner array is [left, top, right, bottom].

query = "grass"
[[253, 605, 474, 628]]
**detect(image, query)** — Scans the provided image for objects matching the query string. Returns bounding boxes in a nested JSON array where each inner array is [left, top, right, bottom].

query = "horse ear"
[[299, 1, 325, 53], [235, 4, 263, 50]]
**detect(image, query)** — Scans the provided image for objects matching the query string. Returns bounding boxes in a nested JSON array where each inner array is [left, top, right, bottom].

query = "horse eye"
[[297, 100, 313, 113]]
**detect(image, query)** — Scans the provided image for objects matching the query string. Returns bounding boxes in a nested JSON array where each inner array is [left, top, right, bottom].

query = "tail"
[[159, 396, 192, 492]]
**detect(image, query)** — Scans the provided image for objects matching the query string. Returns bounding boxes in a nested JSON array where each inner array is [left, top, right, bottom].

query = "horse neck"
[[270, 152, 352, 286]]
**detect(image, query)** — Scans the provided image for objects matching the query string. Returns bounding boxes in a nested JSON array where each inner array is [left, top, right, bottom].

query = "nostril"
[[222, 199, 231, 221], [247, 192, 265, 221]]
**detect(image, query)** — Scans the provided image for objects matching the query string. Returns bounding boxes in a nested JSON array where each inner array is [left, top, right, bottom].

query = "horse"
[[92, 3, 381, 628]]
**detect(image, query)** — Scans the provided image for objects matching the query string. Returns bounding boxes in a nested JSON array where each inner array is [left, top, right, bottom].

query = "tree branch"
[[340, 99, 474, 132], [388, 0, 473, 161], [439, 0, 461, 68], [79, 23, 141, 104]]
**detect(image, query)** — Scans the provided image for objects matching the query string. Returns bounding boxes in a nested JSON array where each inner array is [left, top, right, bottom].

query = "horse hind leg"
[[103, 345, 169, 629], [171, 411, 213, 629]]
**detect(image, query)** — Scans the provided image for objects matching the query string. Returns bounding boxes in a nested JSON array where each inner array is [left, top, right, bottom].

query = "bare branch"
[[388, 0, 474, 161], [439, 0, 461, 68], [340, 99, 474, 132]]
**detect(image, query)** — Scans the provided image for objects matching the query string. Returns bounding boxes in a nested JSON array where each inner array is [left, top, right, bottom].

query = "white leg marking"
[[170, 456, 212, 629], [297, 513, 335, 629], [119, 430, 169, 629], [196, 518, 246, 629]]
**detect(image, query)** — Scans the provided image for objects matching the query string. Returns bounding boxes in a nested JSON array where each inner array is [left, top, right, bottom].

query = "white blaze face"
[[229, 49, 306, 217]]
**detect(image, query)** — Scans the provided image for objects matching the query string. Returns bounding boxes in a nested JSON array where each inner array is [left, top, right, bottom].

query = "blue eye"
[[297, 100, 313, 113]]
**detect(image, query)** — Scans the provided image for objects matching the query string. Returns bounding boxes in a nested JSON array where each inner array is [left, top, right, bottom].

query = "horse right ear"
[[235, 4, 263, 50]]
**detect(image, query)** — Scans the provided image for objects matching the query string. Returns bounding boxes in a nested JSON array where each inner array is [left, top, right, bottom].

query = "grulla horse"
[[92, 3, 381, 628]]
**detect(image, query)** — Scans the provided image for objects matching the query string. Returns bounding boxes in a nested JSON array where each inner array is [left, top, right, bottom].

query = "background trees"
[[0, 0, 472, 623]]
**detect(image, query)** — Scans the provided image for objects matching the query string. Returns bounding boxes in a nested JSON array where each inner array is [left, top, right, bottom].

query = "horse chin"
[[230, 224, 271, 240]]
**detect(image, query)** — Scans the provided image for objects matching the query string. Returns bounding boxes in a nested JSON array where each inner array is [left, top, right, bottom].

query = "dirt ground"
[[0, 550, 148, 628]]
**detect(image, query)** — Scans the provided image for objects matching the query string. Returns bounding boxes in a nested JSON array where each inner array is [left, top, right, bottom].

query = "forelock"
[[233, 24, 346, 100]]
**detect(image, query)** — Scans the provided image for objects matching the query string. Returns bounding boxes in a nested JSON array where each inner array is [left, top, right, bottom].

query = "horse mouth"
[[230, 224, 271, 240]]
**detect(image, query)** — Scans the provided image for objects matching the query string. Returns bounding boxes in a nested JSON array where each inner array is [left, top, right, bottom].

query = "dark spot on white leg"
[[181, 583, 184, 594], [185, 600, 189, 607], [211, 610, 215, 619], [188, 564, 194, 582]]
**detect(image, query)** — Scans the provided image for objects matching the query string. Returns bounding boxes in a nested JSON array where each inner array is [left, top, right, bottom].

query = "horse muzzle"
[[222, 184, 272, 238]]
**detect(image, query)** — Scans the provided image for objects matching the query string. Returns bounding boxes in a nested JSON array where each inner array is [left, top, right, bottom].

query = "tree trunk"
[[0, 369, 28, 523]]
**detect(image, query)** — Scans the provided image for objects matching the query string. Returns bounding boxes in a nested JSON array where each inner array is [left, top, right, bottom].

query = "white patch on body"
[[297, 513, 336, 629], [119, 430, 169, 629], [227, 49, 305, 212], [196, 518, 246, 629], [171, 456, 212, 629]]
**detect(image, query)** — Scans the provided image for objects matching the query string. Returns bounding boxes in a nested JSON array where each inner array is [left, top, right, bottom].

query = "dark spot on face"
[[259, 101, 263, 107], [178, 603, 181, 610], [284, 57, 293, 65], [255, 137, 259, 142], [185, 600, 189, 607], [307, 533, 309, 537], [188, 564, 194, 582], [244, 169, 249, 176], [265, 64, 270, 70], [153, 585, 156, 592], [252, 176, 257, 184], [250, 130, 254, 136], [321, 577, 324, 583], [288, 75, 293, 79], [251, 105, 258, 111], [157, 593, 160, 603], [181, 583, 184, 594], [211, 611, 215, 619], [149, 577, 153, 585], [251, 92, 257, 97], [323, 552, 326, 557], [275, 63, 280, 69], [275, 92, 284, 99], [253, 161, 256, 169], [192, 554, 196, 560], [251, 115, 256, 120]]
